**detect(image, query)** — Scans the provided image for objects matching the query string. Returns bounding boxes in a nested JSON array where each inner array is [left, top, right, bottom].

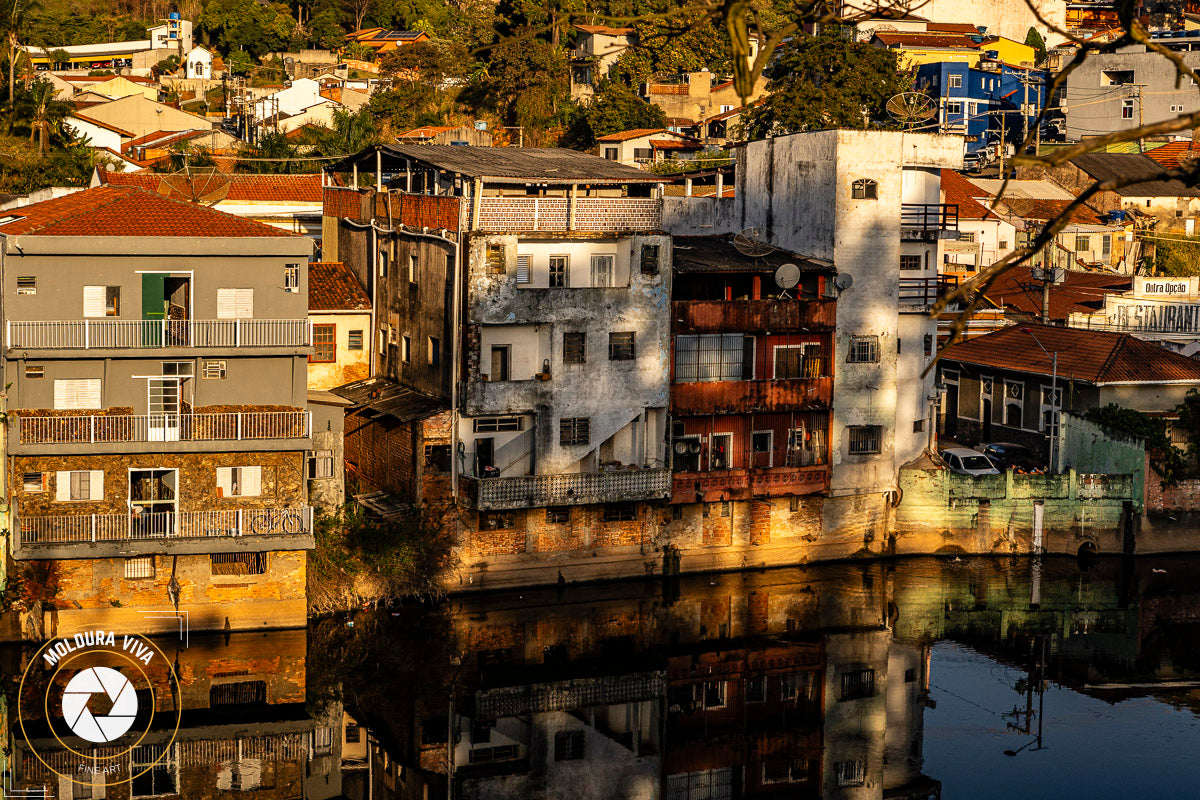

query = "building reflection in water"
[[7, 557, 1200, 799]]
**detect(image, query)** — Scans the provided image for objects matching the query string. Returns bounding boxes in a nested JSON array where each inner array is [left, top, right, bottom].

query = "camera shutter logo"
[[61, 666, 139, 743]]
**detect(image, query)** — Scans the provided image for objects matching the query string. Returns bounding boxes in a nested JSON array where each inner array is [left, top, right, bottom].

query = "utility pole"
[[999, 116, 1007, 177]]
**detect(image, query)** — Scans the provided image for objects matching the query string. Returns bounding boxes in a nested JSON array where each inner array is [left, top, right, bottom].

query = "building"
[[64, 94, 215, 140], [915, 60, 1046, 153], [840, 0, 1065, 43], [938, 323, 1200, 455], [186, 44, 213, 79], [643, 70, 768, 127], [344, 28, 430, 54], [25, 13, 192, 74], [1070, 274, 1200, 355], [2, 186, 316, 635], [871, 30, 987, 68], [394, 125, 494, 146], [569, 24, 636, 99], [595, 128, 703, 167], [938, 169, 1017, 274], [307, 261, 372, 391]]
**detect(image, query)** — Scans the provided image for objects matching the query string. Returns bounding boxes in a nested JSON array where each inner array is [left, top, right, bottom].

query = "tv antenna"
[[774, 263, 801, 299], [158, 166, 231, 207], [886, 92, 937, 130], [732, 227, 775, 257]]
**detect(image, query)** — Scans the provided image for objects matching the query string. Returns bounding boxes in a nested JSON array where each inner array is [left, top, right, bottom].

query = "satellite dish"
[[886, 92, 937, 130], [775, 263, 801, 290], [732, 227, 776, 257], [834, 273, 854, 291], [674, 441, 690, 455], [688, 441, 702, 454], [158, 167, 231, 206]]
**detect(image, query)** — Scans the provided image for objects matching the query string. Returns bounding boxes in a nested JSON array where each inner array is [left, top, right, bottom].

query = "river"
[[5, 555, 1200, 799]]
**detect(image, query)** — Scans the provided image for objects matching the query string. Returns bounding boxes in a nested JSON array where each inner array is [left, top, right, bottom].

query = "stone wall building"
[[2, 186, 316, 635]]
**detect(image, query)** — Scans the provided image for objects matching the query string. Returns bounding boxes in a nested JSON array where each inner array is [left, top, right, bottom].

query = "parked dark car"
[[981, 442, 1043, 472]]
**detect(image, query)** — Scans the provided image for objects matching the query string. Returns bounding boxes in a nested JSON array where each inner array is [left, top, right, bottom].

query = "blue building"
[[915, 60, 1047, 154]]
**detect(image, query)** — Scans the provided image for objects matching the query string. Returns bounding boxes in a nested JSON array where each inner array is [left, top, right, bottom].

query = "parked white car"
[[940, 447, 1000, 476]]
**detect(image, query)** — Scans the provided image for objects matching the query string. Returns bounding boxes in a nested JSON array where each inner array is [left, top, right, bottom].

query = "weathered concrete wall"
[[661, 195, 740, 235], [309, 399, 345, 510], [1056, 411, 1146, 507]]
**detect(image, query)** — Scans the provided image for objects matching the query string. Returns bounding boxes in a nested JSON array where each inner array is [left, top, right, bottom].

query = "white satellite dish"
[[834, 273, 854, 291], [732, 227, 776, 257], [774, 263, 801, 299]]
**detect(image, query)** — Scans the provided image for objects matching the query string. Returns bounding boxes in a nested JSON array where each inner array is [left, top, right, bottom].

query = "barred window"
[[560, 417, 590, 446], [124, 556, 154, 580], [347, 330, 364, 350], [603, 503, 636, 522], [474, 417, 523, 432], [554, 731, 585, 761], [486, 244, 505, 274], [841, 668, 875, 699], [202, 360, 227, 379], [835, 760, 866, 787], [478, 511, 515, 530], [563, 332, 586, 363], [311, 324, 336, 363], [847, 425, 882, 455], [549, 255, 568, 287], [546, 507, 570, 524], [609, 331, 635, 360], [851, 179, 877, 199], [847, 335, 880, 363], [675, 334, 752, 382], [211, 553, 267, 575], [640, 244, 660, 274]]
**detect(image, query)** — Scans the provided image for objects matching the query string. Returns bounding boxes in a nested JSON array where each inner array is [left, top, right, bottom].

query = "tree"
[[227, 49, 254, 76], [741, 26, 910, 139], [377, 40, 467, 85], [347, 0, 373, 32], [21, 78, 69, 157], [196, 0, 295, 58], [482, 30, 568, 142], [1024, 27, 1046, 66], [313, 106, 379, 156], [561, 79, 666, 149]]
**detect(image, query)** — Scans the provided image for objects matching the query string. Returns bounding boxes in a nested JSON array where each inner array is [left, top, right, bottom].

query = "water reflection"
[[7, 557, 1200, 799]]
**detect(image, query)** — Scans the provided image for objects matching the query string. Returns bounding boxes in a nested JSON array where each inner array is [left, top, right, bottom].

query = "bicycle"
[[249, 508, 304, 535]]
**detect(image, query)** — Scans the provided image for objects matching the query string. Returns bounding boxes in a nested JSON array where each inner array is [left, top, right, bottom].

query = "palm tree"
[[26, 79, 68, 157]]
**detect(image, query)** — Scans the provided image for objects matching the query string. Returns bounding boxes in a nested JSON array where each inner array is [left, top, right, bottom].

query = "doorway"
[[982, 398, 993, 441], [944, 383, 959, 438], [490, 346, 510, 382], [148, 378, 181, 441], [475, 438, 495, 476], [130, 468, 178, 537]]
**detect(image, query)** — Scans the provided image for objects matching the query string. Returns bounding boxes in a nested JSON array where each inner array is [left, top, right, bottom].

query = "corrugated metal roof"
[[333, 377, 447, 422], [1071, 152, 1200, 197], [673, 235, 834, 273]]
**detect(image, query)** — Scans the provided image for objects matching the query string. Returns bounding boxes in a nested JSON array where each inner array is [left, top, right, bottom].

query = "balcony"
[[671, 377, 832, 415], [473, 197, 662, 232], [459, 468, 671, 510], [6, 319, 311, 351], [899, 275, 960, 310], [901, 203, 959, 239], [12, 507, 315, 560], [10, 411, 311, 453], [672, 466, 829, 503], [672, 299, 836, 334]]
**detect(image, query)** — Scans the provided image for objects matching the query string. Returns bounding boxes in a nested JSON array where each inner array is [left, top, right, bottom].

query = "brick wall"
[[474, 197, 662, 232], [749, 500, 771, 545], [344, 414, 416, 499], [1146, 463, 1200, 512]]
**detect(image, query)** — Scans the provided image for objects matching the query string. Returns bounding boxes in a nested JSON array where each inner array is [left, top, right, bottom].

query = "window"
[[1122, 99, 1134, 119], [409, 253, 418, 283], [851, 178, 878, 199], [16, 276, 35, 294], [603, 147, 618, 160], [202, 360, 227, 379], [675, 334, 753, 381], [841, 668, 876, 699], [847, 426, 882, 455], [125, 556, 155, 580], [424, 443, 451, 473], [703, 681, 727, 709], [999, 240, 1009, 250], [1102, 235, 1111, 257], [347, 329, 364, 350], [473, 417, 523, 432], [560, 417, 590, 446], [402, 335, 411, 363], [210, 553, 267, 575], [835, 760, 866, 788], [131, 744, 177, 798], [549, 255, 567, 287], [633, 147, 653, 161], [1102, 69, 1135, 85], [554, 731, 585, 761], [378, 250, 389, 277], [609, 331, 635, 360], [924, 333, 933, 357], [216, 288, 253, 319], [311, 324, 336, 363], [516, 254, 530, 284], [478, 511, 515, 530], [640, 244, 660, 274], [746, 676, 766, 703], [53, 378, 101, 410], [563, 331, 586, 363], [948, 73, 963, 88], [345, 724, 361, 743], [789, 496, 804, 512], [603, 502, 636, 521], [782, 671, 815, 702], [546, 507, 570, 524], [56, 470, 102, 502], [947, 100, 963, 115], [591, 254, 615, 287], [83, 285, 120, 317], [752, 431, 773, 467], [959, 232, 976, 243], [283, 263, 299, 292], [914, 418, 925, 433], [486, 244, 505, 274], [1075, 235, 1090, 252], [847, 335, 880, 363], [905, 667, 917, 683], [23, 472, 45, 492], [25, 365, 43, 379], [1041, 385, 1062, 436], [379, 328, 387, 354], [217, 466, 262, 497], [428, 336, 440, 366], [763, 758, 812, 785], [900, 254, 922, 270], [309, 450, 335, 479], [1005, 380, 1024, 427]]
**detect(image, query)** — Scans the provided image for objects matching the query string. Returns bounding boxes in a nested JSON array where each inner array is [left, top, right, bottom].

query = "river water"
[[5, 556, 1200, 799]]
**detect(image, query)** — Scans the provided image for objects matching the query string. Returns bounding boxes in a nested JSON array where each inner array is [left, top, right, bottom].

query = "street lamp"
[[1021, 327, 1058, 472]]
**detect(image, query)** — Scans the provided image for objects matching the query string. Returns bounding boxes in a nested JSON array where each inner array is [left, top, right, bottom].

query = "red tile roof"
[[650, 139, 702, 149], [0, 185, 295, 237], [940, 169, 996, 220], [940, 323, 1200, 384], [595, 128, 667, 142], [872, 31, 976, 48], [574, 23, 634, 36], [998, 197, 1103, 224], [982, 265, 1131, 320], [96, 171, 323, 203], [309, 262, 371, 311], [927, 22, 983, 33], [1145, 140, 1200, 170]]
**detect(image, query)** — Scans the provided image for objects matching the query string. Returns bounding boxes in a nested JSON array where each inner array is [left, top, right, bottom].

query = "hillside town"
[[4, 0, 1200, 798]]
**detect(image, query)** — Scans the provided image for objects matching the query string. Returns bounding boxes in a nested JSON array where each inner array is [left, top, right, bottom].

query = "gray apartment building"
[[1064, 41, 1200, 141], [2, 185, 316, 634]]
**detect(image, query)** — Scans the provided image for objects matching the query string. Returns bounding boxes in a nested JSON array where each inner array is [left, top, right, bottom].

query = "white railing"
[[15, 507, 314, 546], [15, 411, 311, 445], [6, 319, 312, 349]]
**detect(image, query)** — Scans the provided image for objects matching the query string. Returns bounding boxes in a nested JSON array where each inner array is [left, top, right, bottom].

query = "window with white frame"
[[217, 466, 262, 497], [283, 263, 299, 292], [1122, 99, 1134, 119], [16, 276, 35, 294], [549, 255, 567, 287], [900, 254, 922, 270], [309, 450, 335, 479], [1041, 384, 1062, 435], [83, 285, 120, 317], [56, 470, 102, 502], [516, 254, 531, 284], [674, 334, 751, 382], [202, 360, 227, 379], [851, 179, 878, 199], [1004, 380, 1024, 427], [53, 378, 101, 410], [216, 288, 253, 319], [947, 100, 963, 115], [591, 254, 615, 287], [949, 74, 963, 88], [125, 556, 155, 580], [1102, 235, 1111, 257]]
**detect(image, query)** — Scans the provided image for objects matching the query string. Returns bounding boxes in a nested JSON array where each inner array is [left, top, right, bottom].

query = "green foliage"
[[312, 106, 380, 156], [742, 26, 910, 139], [1024, 27, 1047, 65], [238, 132, 305, 174], [152, 54, 181, 78], [609, 12, 732, 87], [1084, 404, 1186, 483], [1175, 390, 1200, 479], [197, 0, 299, 58], [480, 30, 569, 142], [1153, 235, 1200, 277], [226, 49, 255, 76], [561, 79, 666, 149]]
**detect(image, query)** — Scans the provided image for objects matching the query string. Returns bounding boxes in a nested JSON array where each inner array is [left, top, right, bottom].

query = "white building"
[[185, 45, 213, 80]]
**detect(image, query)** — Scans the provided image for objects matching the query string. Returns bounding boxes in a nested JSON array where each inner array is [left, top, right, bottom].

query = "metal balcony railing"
[[460, 468, 671, 510], [899, 275, 960, 308], [6, 319, 312, 349], [15, 507, 314, 546], [901, 203, 959, 232], [14, 411, 311, 445]]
